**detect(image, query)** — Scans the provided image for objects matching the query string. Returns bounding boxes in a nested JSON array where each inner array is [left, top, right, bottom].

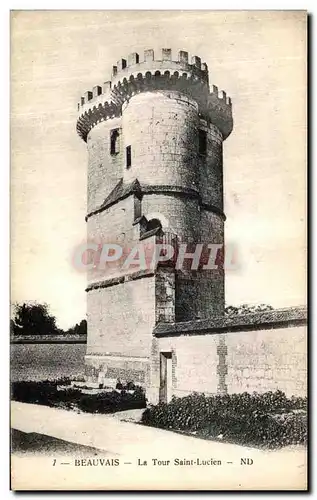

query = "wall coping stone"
[[86, 269, 155, 292], [153, 306, 307, 337], [11, 334, 87, 344]]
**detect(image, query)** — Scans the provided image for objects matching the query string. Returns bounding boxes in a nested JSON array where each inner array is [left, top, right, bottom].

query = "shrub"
[[116, 380, 124, 390], [141, 391, 307, 449], [57, 377, 72, 386], [11, 379, 81, 407], [11, 379, 146, 414], [77, 388, 146, 414], [115, 380, 136, 391]]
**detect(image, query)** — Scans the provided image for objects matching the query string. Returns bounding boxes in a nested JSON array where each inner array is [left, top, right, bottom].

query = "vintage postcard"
[[10, 10, 307, 491]]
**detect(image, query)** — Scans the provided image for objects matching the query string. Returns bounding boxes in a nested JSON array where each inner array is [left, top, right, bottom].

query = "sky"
[[11, 10, 307, 328]]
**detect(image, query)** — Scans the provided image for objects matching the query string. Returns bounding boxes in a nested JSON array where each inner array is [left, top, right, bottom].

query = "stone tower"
[[77, 48, 233, 391]]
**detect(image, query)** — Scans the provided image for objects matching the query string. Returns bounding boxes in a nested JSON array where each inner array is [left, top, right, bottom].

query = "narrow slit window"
[[199, 129, 207, 156], [134, 196, 142, 220], [110, 129, 120, 155], [126, 145, 132, 168]]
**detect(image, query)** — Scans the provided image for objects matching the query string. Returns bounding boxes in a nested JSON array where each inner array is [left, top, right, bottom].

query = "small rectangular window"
[[110, 129, 120, 155], [199, 129, 207, 155], [126, 145, 132, 168]]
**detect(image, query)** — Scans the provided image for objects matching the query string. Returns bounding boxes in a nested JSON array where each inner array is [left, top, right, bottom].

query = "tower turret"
[[77, 48, 233, 391]]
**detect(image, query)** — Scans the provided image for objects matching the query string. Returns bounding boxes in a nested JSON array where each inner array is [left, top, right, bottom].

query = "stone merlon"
[[76, 48, 233, 142]]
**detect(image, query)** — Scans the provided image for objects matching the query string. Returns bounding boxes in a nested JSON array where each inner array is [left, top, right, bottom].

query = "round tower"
[[77, 48, 233, 388]]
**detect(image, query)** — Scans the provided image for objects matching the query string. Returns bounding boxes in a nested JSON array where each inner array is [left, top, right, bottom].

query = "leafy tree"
[[11, 302, 59, 336], [10, 319, 15, 335], [65, 319, 87, 335], [225, 303, 274, 316]]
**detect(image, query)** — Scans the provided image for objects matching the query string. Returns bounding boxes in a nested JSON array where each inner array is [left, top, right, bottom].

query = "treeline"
[[224, 304, 273, 316], [10, 301, 274, 336], [10, 302, 87, 336]]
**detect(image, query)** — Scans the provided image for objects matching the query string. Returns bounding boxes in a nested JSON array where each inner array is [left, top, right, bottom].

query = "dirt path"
[[11, 401, 307, 491]]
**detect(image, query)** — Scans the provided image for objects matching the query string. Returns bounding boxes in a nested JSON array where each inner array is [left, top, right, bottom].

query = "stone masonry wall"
[[87, 117, 123, 214], [199, 121, 224, 210], [225, 325, 307, 396], [87, 197, 139, 285], [142, 194, 200, 243], [155, 268, 175, 323], [148, 322, 307, 404], [148, 334, 221, 404], [200, 210, 224, 244], [85, 353, 150, 388], [197, 210, 225, 318], [122, 91, 200, 190], [86, 274, 156, 387], [87, 276, 156, 358], [11, 342, 86, 382]]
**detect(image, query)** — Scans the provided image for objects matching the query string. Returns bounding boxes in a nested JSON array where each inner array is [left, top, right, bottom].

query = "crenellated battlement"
[[77, 48, 233, 141]]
